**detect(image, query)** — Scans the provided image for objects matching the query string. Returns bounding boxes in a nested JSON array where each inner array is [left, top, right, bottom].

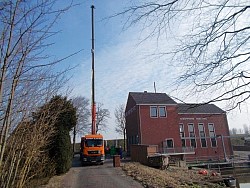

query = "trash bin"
[[110, 146, 116, 156], [113, 155, 120, 167], [223, 177, 236, 187]]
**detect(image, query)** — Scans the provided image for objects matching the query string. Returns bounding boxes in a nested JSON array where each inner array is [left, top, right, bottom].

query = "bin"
[[223, 177, 236, 187], [113, 155, 120, 167]]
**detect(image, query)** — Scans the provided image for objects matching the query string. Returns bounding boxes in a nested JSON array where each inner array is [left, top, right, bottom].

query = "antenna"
[[91, 5, 96, 134], [154, 82, 157, 93]]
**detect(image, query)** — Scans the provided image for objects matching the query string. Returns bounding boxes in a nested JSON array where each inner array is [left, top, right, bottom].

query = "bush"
[[31, 95, 76, 175], [44, 96, 76, 175], [50, 128, 73, 174]]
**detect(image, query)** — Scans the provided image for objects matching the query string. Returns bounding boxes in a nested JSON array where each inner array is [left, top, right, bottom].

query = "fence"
[[205, 161, 250, 177], [159, 147, 195, 154]]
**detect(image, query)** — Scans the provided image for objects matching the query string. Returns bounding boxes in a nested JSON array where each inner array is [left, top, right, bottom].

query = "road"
[[52, 155, 143, 188]]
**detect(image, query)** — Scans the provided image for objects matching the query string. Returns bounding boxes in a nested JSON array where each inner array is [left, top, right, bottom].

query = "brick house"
[[125, 91, 233, 161]]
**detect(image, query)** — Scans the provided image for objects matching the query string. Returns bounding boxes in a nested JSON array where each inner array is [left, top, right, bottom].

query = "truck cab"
[[80, 134, 105, 165]]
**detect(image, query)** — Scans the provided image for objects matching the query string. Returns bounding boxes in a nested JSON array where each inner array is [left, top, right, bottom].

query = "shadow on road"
[[71, 154, 131, 168]]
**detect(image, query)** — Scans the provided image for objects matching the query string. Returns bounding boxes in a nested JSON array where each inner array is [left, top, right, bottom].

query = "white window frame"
[[198, 123, 207, 148], [165, 138, 174, 148], [179, 123, 186, 147], [188, 123, 197, 148], [150, 106, 158, 118], [208, 123, 217, 147], [159, 106, 167, 117]]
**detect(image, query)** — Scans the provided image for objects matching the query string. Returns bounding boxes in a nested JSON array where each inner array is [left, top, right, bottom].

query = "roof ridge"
[[129, 92, 177, 105]]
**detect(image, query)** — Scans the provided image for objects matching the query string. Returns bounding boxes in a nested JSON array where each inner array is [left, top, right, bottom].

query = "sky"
[[48, 0, 250, 140]]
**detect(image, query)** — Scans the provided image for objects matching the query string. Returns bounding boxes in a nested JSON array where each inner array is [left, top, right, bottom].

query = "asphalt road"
[[59, 155, 143, 188]]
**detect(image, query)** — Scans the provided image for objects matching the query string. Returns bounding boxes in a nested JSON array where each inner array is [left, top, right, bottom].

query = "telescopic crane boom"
[[91, 5, 96, 135], [79, 5, 105, 166]]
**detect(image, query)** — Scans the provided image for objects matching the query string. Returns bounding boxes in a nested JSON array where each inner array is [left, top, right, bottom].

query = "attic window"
[[150, 106, 157, 117]]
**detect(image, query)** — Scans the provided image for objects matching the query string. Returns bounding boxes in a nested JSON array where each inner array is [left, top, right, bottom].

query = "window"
[[188, 123, 196, 148], [166, 139, 174, 148], [85, 139, 103, 147], [198, 123, 207, 147], [159, 106, 167, 117], [181, 139, 186, 148], [190, 139, 196, 148], [150, 106, 157, 117], [179, 124, 185, 137], [179, 123, 186, 147], [208, 123, 217, 147]]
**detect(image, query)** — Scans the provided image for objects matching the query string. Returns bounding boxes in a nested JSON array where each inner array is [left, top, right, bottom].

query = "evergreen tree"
[[33, 95, 77, 174]]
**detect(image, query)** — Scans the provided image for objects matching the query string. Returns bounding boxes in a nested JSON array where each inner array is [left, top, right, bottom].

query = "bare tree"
[[231, 128, 238, 135], [114, 104, 126, 151], [116, 0, 250, 110], [0, 0, 76, 187], [72, 96, 90, 154], [96, 102, 110, 133], [243, 124, 250, 135], [114, 104, 126, 136], [0, 97, 68, 187], [238, 128, 243, 134], [72, 96, 91, 135]]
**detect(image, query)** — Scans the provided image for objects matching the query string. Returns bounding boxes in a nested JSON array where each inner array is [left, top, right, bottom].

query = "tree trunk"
[[73, 125, 76, 158]]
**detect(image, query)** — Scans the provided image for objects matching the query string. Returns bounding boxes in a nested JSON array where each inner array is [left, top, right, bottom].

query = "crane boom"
[[79, 5, 105, 166], [91, 5, 96, 135]]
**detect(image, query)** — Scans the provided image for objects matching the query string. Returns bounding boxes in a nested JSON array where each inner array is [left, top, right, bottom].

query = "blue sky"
[[48, 0, 250, 139]]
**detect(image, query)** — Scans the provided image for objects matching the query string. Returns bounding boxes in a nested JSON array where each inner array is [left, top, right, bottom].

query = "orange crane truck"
[[80, 134, 105, 165], [80, 5, 105, 165]]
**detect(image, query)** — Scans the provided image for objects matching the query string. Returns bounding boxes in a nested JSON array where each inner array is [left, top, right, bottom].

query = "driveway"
[[45, 155, 143, 188]]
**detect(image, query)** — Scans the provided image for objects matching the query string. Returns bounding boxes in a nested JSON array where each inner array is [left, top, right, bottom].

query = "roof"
[[177, 103, 225, 114], [129, 92, 177, 105]]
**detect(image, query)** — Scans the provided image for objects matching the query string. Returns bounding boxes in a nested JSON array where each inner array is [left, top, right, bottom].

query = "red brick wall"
[[178, 113, 233, 161], [139, 105, 182, 148], [125, 96, 139, 154], [126, 107, 138, 139], [126, 100, 233, 161]]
